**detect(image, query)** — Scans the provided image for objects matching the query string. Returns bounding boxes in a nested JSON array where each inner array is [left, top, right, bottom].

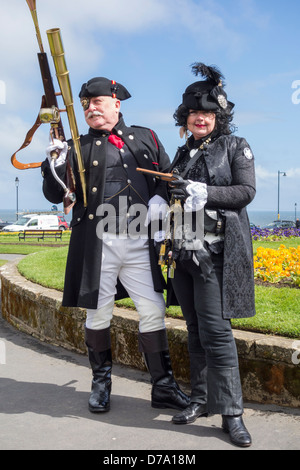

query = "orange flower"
[[254, 245, 300, 285]]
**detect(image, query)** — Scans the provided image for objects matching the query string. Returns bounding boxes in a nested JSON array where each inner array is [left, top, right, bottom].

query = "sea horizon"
[[0, 207, 298, 228]]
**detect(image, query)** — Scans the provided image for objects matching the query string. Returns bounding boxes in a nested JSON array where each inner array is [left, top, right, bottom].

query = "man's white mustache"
[[87, 111, 104, 119]]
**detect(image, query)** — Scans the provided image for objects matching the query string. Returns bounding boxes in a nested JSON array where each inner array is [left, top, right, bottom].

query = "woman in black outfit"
[[167, 63, 256, 447]]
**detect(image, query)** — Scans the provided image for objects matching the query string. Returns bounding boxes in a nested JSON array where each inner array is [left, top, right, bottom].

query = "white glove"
[[153, 230, 166, 243], [184, 181, 208, 212], [144, 195, 169, 226], [46, 139, 68, 167]]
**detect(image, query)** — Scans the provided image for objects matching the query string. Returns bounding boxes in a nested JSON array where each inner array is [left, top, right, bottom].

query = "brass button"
[[88, 214, 94, 220], [93, 160, 99, 166], [95, 140, 101, 146], [92, 187, 97, 193]]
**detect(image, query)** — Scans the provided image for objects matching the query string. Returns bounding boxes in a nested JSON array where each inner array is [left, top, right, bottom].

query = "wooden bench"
[[18, 230, 63, 241]]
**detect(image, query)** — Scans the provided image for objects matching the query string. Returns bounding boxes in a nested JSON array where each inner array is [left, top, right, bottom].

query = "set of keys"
[[158, 198, 182, 279], [158, 242, 176, 278]]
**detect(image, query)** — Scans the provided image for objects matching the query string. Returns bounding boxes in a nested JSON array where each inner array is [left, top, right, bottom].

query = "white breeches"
[[86, 236, 166, 333]]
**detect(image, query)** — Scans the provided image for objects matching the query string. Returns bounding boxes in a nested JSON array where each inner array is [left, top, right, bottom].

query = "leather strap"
[[11, 96, 46, 169], [180, 149, 204, 179]]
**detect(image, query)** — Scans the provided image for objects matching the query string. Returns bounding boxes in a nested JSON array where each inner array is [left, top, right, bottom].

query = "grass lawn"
[[1, 236, 299, 339], [252, 238, 299, 252], [17, 247, 68, 292], [0, 231, 70, 252]]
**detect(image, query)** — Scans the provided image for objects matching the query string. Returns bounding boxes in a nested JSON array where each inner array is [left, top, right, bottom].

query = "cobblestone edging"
[[0, 260, 299, 408]]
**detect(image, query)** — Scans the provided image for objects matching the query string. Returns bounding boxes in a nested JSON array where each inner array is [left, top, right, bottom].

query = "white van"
[[2, 214, 59, 232]]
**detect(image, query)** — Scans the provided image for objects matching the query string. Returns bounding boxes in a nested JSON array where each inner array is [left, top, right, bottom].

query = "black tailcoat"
[[169, 134, 256, 319], [42, 116, 170, 308]]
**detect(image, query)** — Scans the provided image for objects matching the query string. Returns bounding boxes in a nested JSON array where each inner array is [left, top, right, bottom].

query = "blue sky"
[[0, 0, 300, 217]]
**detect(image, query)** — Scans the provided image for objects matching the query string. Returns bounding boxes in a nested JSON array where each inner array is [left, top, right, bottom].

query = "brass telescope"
[[47, 28, 87, 208]]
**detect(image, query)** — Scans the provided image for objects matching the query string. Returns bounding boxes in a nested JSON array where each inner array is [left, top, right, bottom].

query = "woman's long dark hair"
[[173, 104, 236, 135]]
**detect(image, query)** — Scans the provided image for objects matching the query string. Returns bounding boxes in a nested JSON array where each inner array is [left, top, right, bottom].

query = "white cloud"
[[255, 165, 300, 181], [0, 0, 299, 212], [0, 115, 46, 158], [285, 168, 300, 178], [167, 0, 245, 60], [0, 0, 170, 86], [38, 0, 169, 33], [255, 165, 274, 181], [250, 164, 300, 212]]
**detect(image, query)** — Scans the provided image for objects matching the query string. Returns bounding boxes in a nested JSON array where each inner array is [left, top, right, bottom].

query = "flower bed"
[[254, 244, 300, 287], [251, 226, 300, 240]]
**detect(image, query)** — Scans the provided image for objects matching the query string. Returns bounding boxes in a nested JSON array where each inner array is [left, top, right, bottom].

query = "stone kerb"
[[0, 260, 299, 408]]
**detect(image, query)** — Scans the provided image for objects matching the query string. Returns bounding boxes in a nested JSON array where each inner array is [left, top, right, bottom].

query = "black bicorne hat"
[[182, 63, 234, 113], [79, 77, 131, 101]]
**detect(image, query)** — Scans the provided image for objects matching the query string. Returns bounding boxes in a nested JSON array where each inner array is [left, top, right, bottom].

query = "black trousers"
[[171, 251, 243, 415]]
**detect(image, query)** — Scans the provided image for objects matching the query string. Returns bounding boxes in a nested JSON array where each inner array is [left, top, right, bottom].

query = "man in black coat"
[[41, 77, 189, 414]]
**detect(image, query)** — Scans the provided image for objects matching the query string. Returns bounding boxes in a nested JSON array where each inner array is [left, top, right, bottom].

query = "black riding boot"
[[85, 326, 112, 413], [139, 329, 190, 410]]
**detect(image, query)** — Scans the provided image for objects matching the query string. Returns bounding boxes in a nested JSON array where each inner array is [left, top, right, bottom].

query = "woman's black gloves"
[[169, 175, 190, 200]]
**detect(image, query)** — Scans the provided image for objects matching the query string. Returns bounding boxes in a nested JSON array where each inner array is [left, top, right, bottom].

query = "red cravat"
[[108, 133, 124, 149]]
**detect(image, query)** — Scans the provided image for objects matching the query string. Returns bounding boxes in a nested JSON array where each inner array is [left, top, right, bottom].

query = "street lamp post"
[[277, 171, 286, 220], [15, 177, 19, 220]]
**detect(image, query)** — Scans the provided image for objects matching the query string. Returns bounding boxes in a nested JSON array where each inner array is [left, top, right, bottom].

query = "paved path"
[[1, 315, 300, 451], [0, 254, 299, 451]]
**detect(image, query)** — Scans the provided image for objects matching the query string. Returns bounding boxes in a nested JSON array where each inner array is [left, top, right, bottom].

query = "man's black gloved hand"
[[169, 175, 190, 201]]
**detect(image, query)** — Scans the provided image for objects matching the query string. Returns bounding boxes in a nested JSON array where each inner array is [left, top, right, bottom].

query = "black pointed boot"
[[85, 326, 112, 413], [139, 330, 190, 410], [172, 352, 208, 423], [222, 415, 252, 447]]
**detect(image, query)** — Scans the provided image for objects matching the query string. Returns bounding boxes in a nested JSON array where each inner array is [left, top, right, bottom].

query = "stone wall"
[[1, 261, 299, 408]]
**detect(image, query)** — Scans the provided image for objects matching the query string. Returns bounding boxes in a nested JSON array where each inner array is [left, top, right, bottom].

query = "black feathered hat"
[[79, 77, 131, 101], [182, 63, 234, 113]]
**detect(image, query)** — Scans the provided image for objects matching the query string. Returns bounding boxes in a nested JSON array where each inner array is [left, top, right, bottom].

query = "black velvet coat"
[[41, 116, 170, 309], [169, 134, 256, 319]]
